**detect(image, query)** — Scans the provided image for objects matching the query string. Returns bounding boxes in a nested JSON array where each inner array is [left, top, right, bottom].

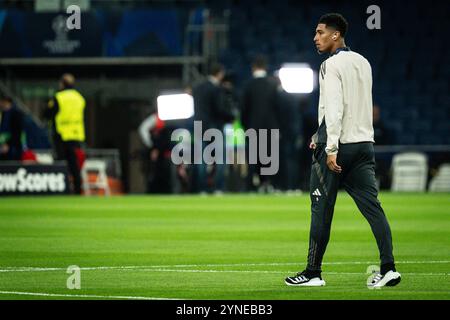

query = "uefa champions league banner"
[[0, 10, 103, 57], [25, 12, 103, 57], [0, 163, 70, 195], [0, 9, 182, 57]]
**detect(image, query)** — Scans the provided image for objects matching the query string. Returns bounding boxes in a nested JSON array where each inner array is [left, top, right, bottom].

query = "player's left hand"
[[326, 154, 342, 173]]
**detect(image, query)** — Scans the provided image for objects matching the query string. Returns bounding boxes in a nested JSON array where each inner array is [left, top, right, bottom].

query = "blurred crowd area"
[[0, 0, 448, 194]]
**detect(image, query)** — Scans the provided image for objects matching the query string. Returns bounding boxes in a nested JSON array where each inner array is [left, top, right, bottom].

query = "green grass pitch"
[[0, 193, 449, 300]]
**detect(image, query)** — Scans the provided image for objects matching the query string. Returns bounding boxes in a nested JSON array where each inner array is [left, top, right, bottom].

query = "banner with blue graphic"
[[0, 9, 184, 57]]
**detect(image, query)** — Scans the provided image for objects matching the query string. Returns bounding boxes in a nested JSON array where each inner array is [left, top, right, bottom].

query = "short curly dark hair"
[[319, 13, 348, 38], [252, 55, 268, 70], [209, 63, 225, 77]]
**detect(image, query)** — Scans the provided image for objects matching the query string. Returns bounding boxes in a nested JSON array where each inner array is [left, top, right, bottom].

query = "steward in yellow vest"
[[44, 73, 86, 194]]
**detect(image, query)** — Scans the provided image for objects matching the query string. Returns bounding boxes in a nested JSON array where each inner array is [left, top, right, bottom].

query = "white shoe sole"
[[370, 271, 402, 289], [285, 278, 326, 287]]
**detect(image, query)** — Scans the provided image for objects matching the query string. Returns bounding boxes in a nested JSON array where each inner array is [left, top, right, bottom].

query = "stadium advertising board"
[[0, 163, 69, 195]]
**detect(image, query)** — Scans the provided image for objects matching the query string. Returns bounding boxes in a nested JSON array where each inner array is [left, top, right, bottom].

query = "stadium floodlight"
[[278, 63, 314, 94], [157, 93, 195, 121]]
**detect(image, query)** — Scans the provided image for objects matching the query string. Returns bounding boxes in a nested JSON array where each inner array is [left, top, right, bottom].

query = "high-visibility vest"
[[54, 89, 86, 142]]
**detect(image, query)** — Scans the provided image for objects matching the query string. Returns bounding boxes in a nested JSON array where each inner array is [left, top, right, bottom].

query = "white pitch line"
[[0, 290, 181, 300], [0, 267, 448, 276], [135, 269, 450, 276], [0, 260, 449, 273], [142, 269, 286, 274]]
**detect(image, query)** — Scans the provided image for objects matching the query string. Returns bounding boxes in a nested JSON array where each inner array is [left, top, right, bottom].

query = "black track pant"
[[306, 142, 394, 272], [56, 140, 82, 195]]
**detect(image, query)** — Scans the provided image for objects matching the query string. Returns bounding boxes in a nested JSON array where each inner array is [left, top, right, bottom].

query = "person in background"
[[0, 94, 25, 161], [373, 104, 391, 189], [43, 73, 86, 194], [240, 55, 280, 193], [192, 63, 234, 193], [138, 111, 175, 193], [215, 72, 239, 192], [373, 104, 390, 146]]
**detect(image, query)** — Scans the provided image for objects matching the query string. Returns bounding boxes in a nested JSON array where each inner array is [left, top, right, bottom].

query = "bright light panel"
[[157, 93, 194, 121], [279, 64, 314, 93]]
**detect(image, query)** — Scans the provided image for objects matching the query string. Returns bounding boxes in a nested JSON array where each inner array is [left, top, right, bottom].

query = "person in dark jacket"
[[0, 95, 25, 161], [240, 55, 281, 192], [192, 63, 234, 193]]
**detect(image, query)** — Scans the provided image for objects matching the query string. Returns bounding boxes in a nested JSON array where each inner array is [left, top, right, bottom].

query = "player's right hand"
[[309, 141, 316, 150]]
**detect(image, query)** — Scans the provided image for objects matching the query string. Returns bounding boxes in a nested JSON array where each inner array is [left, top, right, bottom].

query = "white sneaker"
[[368, 270, 401, 289], [285, 271, 326, 287]]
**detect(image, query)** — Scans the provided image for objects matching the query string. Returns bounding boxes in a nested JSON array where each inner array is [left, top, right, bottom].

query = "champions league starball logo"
[[42, 7, 81, 54], [52, 15, 70, 42]]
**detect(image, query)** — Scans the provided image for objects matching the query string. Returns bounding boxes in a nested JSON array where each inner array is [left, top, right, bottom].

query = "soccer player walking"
[[285, 13, 401, 288]]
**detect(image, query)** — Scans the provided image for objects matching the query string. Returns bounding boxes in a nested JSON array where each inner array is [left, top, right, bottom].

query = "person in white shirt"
[[285, 13, 401, 288]]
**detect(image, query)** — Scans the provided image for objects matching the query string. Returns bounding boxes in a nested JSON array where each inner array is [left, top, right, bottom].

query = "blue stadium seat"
[[435, 120, 450, 133], [396, 133, 417, 145], [401, 107, 420, 121], [436, 94, 450, 109], [411, 63, 435, 80], [386, 120, 403, 137], [406, 94, 434, 108], [417, 134, 443, 145], [415, 120, 433, 132], [427, 80, 448, 94]]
